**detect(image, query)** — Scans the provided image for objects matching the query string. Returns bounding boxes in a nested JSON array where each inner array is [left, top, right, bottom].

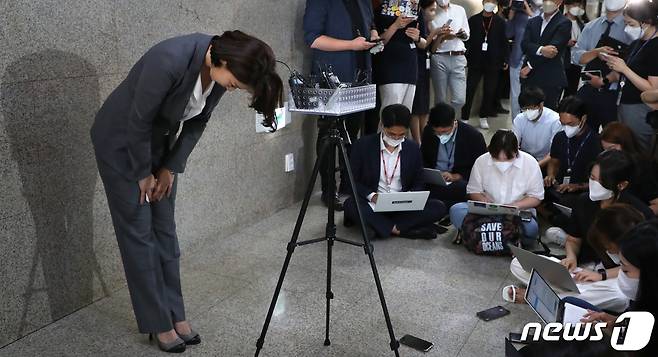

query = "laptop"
[[509, 245, 580, 293], [525, 269, 589, 324], [553, 203, 573, 218], [422, 168, 451, 187], [372, 191, 430, 212], [466, 200, 533, 221]]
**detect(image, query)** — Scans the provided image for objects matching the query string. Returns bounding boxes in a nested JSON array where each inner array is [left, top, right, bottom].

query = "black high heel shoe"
[[178, 329, 201, 345], [149, 333, 186, 353]]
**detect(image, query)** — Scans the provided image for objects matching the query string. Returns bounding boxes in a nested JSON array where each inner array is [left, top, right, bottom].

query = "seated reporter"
[[344, 104, 447, 239], [548, 150, 654, 268], [579, 220, 658, 356], [449, 130, 545, 246], [421, 102, 487, 208], [512, 86, 562, 169], [544, 96, 602, 208], [507, 204, 642, 311]]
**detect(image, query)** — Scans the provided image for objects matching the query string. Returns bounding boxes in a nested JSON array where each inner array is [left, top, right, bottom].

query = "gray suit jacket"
[[91, 33, 225, 181]]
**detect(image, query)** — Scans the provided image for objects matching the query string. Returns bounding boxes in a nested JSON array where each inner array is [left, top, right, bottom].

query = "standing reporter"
[[91, 31, 283, 353]]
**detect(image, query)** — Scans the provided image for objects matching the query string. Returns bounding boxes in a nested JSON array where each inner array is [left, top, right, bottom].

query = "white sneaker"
[[479, 118, 489, 129], [544, 227, 567, 247]]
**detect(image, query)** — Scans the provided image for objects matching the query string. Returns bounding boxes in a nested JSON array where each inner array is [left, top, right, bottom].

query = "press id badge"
[[563, 176, 571, 185], [482, 42, 488, 51], [410, 42, 416, 49], [426, 56, 430, 69]]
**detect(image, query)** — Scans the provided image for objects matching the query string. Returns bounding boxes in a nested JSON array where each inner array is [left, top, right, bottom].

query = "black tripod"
[[255, 116, 400, 356]]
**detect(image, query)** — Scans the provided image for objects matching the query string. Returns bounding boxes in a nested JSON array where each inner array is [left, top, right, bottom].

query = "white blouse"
[[180, 74, 215, 121]]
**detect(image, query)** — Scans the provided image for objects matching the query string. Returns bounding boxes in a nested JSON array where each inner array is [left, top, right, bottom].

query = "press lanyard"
[[381, 150, 401, 192], [442, 138, 456, 163], [617, 29, 657, 105], [483, 15, 493, 43], [566, 130, 591, 174]]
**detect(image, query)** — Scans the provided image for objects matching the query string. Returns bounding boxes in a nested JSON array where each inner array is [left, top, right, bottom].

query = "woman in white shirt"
[[449, 130, 545, 245]]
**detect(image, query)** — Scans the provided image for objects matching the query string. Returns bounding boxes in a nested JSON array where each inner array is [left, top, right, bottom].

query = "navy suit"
[[91, 33, 224, 333], [420, 121, 487, 207], [521, 12, 571, 109], [344, 134, 446, 238]]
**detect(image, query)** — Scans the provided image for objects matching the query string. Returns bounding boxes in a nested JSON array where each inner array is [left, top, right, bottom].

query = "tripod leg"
[[337, 139, 400, 357], [255, 138, 330, 357], [323, 130, 338, 347]]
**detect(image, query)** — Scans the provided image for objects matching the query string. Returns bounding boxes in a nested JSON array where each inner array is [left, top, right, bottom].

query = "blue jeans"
[[449, 202, 539, 246]]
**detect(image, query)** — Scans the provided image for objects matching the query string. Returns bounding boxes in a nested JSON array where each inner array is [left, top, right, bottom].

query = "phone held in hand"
[[580, 70, 602, 81]]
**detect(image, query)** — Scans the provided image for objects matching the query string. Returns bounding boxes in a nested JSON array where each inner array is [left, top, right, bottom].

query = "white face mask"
[[624, 25, 643, 41], [607, 251, 622, 265], [438, 0, 450, 7], [495, 161, 514, 173], [524, 108, 541, 121], [564, 123, 581, 138], [383, 134, 405, 148], [589, 179, 614, 201], [483, 2, 497, 12], [604, 0, 627, 12], [533, 0, 543, 6], [617, 269, 639, 300], [568, 6, 581, 16], [543, 1, 558, 14], [438, 132, 453, 144]]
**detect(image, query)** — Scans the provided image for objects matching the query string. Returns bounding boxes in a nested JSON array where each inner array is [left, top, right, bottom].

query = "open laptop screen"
[[525, 269, 561, 323]]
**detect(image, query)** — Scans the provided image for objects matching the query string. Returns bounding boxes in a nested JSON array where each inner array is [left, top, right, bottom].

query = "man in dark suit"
[[520, 0, 571, 110], [462, 0, 510, 129], [344, 104, 447, 239], [421, 103, 487, 208]]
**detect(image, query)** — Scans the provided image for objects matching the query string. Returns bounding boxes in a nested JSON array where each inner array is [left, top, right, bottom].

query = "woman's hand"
[[606, 56, 630, 75], [138, 175, 156, 205], [405, 25, 421, 42], [586, 72, 604, 89], [544, 175, 556, 187], [152, 168, 175, 202], [560, 255, 578, 271], [556, 183, 581, 193], [394, 15, 415, 30], [574, 269, 603, 282], [520, 66, 531, 79], [581, 310, 617, 327]]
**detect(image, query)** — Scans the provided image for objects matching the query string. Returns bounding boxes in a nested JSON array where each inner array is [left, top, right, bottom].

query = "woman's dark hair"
[[488, 130, 519, 160], [600, 122, 645, 157], [381, 104, 411, 128], [595, 149, 635, 198], [518, 86, 545, 108], [624, 0, 658, 26], [587, 203, 644, 266], [210, 30, 283, 130], [428, 102, 455, 128], [420, 0, 437, 9], [557, 95, 588, 119], [619, 219, 658, 355]]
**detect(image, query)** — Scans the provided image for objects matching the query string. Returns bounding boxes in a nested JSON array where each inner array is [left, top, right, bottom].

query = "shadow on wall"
[[0, 49, 108, 340]]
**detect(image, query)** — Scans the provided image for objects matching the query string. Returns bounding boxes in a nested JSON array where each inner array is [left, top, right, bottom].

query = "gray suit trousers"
[[96, 157, 185, 333]]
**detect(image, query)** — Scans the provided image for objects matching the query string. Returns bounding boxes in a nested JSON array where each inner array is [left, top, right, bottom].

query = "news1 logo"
[[520, 312, 655, 351]]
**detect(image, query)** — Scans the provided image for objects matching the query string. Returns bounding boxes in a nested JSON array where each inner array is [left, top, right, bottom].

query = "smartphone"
[[580, 70, 602, 81], [511, 0, 528, 11], [509, 332, 528, 344], [399, 334, 434, 352], [476, 306, 510, 321], [444, 19, 453, 27]]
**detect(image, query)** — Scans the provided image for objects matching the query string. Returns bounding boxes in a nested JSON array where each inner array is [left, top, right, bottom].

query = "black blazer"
[[465, 12, 509, 69], [522, 12, 571, 87], [349, 134, 425, 201], [420, 121, 487, 181], [91, 33, 226, 181]]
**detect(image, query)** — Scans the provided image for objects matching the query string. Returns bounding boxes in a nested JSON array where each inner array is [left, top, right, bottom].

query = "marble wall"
[[0, 0, 315, 347]]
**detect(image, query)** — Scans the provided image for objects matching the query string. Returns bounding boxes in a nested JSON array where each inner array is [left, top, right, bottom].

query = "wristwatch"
[[598, 268, 607, 281]]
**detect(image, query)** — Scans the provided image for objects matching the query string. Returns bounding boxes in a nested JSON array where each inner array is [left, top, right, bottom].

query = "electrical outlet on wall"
[[285, 153, 294, 172]]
